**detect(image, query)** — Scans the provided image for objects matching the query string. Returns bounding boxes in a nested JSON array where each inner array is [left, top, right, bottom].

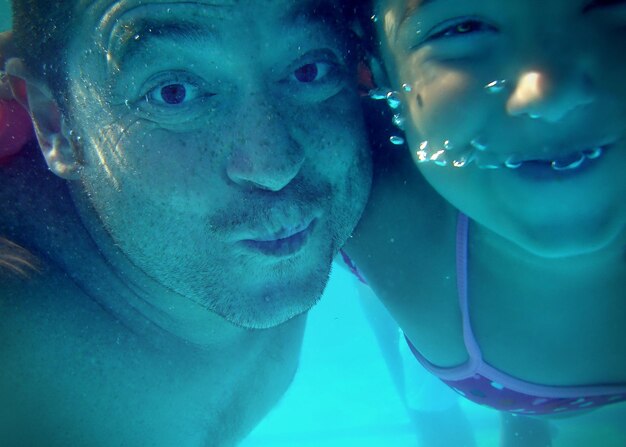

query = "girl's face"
[[376, 0, 626, 258]]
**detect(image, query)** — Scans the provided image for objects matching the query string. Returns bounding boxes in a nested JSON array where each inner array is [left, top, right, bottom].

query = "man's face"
[[62, 0, 371, 328], [376, 0, 626, 258]]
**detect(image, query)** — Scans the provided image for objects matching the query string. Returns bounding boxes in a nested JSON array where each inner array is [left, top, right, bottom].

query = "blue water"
[[241, 265, 626, 447], [3, 2, 625, 445], [241, 266, 500, 447]]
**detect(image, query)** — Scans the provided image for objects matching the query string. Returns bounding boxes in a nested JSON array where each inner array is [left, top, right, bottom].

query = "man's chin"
[[213, 267, 330, 330], [235, 303, 314, 330], [200, 238, 337, 329], [219, 292, 320, 330]]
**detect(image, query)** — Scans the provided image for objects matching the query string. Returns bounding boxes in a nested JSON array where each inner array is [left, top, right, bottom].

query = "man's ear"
[[4, 57, 81, 180], [349, 9, 392, 91]]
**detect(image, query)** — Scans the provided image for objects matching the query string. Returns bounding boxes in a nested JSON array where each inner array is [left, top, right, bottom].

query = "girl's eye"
[[290, 62, 334, 84], [427, 19, 497, 41], [145, 81, 204, 106]]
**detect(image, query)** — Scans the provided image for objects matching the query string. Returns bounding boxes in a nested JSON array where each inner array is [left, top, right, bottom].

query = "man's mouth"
[[240, 219, 317, 257]]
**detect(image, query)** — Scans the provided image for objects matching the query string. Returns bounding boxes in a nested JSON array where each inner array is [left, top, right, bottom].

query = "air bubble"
[[386, 91, 402, 109], [369, 88, 389, 100], [392, 113, 405, 130], [583, 147, 603, 159], [470, 138, 488, 151], [390, 136, 405, 145], [430, 150, 446, 162], [505, 158, 523, 169], [416, 150, 429, 163], [484, 79, 507, 94], [551, 153, 585, 171], [402, 83, 412, 92], [453, 157, 470, 168], [133, 34, 140, 40], [371, 14, 379, 22], [477, 163, 501, 170]]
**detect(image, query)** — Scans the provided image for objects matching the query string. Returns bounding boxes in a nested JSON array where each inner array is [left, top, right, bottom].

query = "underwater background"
[[1, 1, 624, 445]]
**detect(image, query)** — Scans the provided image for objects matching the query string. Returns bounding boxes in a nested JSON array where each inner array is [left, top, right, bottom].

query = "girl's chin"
[[503, 221, 623, 260]]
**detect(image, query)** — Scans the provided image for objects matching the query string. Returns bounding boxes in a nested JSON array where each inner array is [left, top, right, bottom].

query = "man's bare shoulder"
[[0, 263, 115, 345], [0, 264, 303, 447], [0, 265, 172, 446]]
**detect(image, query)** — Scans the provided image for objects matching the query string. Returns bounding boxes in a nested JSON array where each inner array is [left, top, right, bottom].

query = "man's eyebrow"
[[289, 0, 346, 27], [108, 19, 216, 63]]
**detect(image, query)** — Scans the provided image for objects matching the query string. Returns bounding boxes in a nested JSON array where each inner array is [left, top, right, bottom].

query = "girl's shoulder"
[[350, 144, 456, 254]]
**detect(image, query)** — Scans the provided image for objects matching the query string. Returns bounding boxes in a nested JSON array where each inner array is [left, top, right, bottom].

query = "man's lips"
[[239, 219, 317, 257]]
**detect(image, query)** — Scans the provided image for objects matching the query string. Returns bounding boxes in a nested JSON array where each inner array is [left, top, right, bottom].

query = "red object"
[[0, 98, 33, 165], [357, 61, 376, 96]]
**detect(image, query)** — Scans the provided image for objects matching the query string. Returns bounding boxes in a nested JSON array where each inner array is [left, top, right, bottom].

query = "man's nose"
[[505, 66, 595, 123], [226, 100, 304, 192]]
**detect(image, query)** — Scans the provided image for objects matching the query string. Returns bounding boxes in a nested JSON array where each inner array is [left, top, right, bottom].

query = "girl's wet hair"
[[0, 237, 40, 278]]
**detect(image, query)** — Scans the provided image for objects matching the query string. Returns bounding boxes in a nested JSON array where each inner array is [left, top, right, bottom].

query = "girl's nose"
[[506, 69, 595, 123]]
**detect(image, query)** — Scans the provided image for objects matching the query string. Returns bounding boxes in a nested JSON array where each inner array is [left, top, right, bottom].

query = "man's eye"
[[583, 0, 626, 12], [427, 18, 497, 41], [290, 62, 335, 84], [279, 51, 346, 102], [145, 80, 208, 106]]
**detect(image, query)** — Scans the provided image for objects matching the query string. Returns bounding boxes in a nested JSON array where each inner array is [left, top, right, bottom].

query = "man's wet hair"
[[10, 0, 362, 101], [11, 0, 75, 107], [354, 0, 378, 56]]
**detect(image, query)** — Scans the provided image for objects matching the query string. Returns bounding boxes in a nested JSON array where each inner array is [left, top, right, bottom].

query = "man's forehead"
[[72, 0, 343, 45], [78, 0, 239, 9], [79, 0, 330, 19]]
